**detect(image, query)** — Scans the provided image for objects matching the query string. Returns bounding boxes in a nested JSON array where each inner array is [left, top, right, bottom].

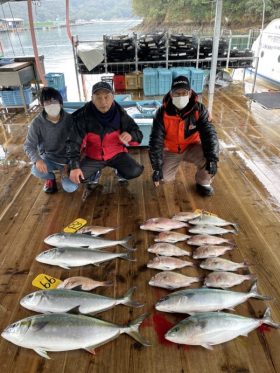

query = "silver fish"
[[147, 256, 194, 271], [140, 218, 188, 232], [44, 232, 135, 251], [57, 276, 113, 291], [188, 214, 238, 229], [155, 283, 271, 314], [188, 225, 237, 236], [149, 271, 200, 290], [187, 235, 234, 246], [1, 312, 151, 359], [165, 308, 279, 349], [154, 231, 191, 243], [193, 245, 234, 259], [172, 211, 201, 222], [20, 287, 143, 315], [204, 271, 256, 288], [148, 243, 191, 257], [77, 226, 116, 236], [36, 247, 133, 269], [200, 258, 248, 272]]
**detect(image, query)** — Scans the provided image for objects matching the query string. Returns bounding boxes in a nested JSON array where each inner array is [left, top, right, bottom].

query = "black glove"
[[205, 160, 218, 175], [152, 170, 163, 182]]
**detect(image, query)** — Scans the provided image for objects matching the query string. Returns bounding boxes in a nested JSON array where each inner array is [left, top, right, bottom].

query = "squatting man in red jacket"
[[67, 81, 144, 193], [149, 75, 219, 196]]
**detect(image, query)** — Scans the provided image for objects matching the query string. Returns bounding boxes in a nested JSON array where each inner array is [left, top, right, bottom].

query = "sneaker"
[[115, 169, 127, 183], [196, 183, 214, 196], [43, 179, 58, 193]]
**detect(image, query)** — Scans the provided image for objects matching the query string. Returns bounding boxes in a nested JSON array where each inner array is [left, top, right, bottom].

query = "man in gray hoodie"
[[24, 87, 77, 193]]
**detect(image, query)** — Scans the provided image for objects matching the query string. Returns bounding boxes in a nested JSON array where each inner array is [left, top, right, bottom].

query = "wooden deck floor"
[[1, 77, 280, 373]]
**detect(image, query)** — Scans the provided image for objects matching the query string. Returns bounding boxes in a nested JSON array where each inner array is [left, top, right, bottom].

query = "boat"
[[251, 18, 280, 85]]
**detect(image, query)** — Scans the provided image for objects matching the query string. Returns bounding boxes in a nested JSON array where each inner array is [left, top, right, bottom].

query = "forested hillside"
[[132, 0, 280, 29], [0, 0, 135, 22]]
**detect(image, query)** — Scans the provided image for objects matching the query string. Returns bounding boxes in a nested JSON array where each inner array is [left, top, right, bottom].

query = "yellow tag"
[[63, 218, 87, 233], [194, 209, 218, 217], [32, 274, 62, 290]]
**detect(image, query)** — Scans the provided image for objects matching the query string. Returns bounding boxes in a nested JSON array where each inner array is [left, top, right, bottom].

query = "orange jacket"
[[163, 110, 200, 153]]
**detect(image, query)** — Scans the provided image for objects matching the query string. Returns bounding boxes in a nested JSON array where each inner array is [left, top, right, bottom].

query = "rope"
[[0, 3, 15, 56], [7, 1, 25, 55]]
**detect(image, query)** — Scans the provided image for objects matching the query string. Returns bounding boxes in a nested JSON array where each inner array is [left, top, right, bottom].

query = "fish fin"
[[120, 287, 144, 308], [201, 344, 214, 350], [85, 346, 96, 355], [68, 305, 81, 314], [101, 281, 113, 287], [125, 313, 152, 346], [262, 308, 280, 328], [232, 223, 239, 232], [249, 282, 272, 301], [122, 252, 136, 262], [120, 234, 136, 251], [59, 264, 71, 269], [34, 348, 50, 359], [30, 321, 49, 332]]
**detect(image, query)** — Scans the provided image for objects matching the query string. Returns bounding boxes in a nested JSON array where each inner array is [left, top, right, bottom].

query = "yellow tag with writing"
[[194, 209, 218, 217], [63, 218, 87, 233], [32, 274, 62, 290]]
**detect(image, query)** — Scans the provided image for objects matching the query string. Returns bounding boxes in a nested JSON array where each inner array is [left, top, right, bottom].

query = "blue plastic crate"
[[136, 100, 161, 117], [157, 68, 172, 95], [0, 86, 32, 106], [45, 72, 65, 90], [143, 68, 158, 96], [190, 69, 205, 94], [170, 67, 191, 81], [114, 94, 132, 102], [0, 58, 14, 66], [58, 86, 67, 101], [136, 121, 153, 146]]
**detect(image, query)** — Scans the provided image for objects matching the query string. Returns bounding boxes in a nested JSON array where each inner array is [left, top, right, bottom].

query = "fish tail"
[[101, 280, 113, 287], [262, 308, 280, 328], [124, 313, 151, 346], [232, 223, 239, 232], [120, 235, 136, 251], [249, 282, 273, 301], [121, 252, 136, 262], [247, 274, 257, 281], [120, 287, 144, 308]]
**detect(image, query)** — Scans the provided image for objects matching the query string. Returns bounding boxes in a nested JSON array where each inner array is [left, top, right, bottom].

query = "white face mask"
[[44, 104, 61, 118], [172, 95, 189, 110]]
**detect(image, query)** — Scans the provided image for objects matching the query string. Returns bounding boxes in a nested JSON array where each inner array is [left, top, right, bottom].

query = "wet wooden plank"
[[1, 81, 280, 372]]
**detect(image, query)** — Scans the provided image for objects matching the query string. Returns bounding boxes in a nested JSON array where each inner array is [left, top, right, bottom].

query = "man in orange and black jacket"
[[149, 75, 219, 196]]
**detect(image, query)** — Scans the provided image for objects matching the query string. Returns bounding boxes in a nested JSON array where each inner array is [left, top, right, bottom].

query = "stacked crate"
[[0, 86, 33, 107], [45, 72, 67, 101]]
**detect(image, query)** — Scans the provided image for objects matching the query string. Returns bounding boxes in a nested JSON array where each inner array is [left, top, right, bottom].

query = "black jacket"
[[67, 101, 143, 169], [149, 91, 219, 172]]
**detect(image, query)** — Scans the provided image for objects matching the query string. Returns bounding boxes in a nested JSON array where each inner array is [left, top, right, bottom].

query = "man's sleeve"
[[23, 119, 41, 163], [149, 108, 166, 171], [66, 110, 87, 169], [124, 114, 143, 145]]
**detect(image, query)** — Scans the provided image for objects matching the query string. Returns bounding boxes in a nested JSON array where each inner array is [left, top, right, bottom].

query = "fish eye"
[[160, 296, 169, 302], [172, 327, 180, 333]]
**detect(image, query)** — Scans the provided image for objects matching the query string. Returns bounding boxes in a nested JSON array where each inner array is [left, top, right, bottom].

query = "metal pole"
[[208, 0, 223, 96], [252, 0, 265, 93], [72, 36, 82, 101]]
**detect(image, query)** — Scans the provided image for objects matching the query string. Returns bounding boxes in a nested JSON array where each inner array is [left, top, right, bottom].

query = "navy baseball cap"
[[92, 81, 113, 94], [171, 76, 190, 92]]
